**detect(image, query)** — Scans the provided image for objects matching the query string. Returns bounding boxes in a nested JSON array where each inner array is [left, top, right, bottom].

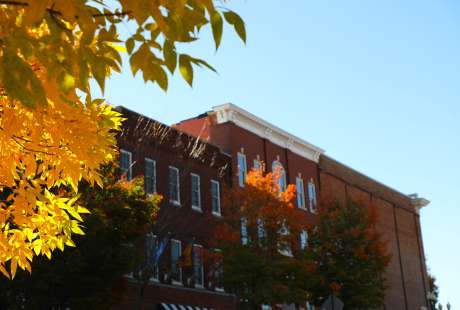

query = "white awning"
[[160, 303, 213, 310]]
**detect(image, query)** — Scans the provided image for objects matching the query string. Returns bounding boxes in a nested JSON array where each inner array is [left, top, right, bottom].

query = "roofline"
[[321, 155, 430, 208], [211, 103, 325, 163]]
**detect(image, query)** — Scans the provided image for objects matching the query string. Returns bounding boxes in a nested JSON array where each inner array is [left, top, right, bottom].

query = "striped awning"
[[160, 303, 214, 310]]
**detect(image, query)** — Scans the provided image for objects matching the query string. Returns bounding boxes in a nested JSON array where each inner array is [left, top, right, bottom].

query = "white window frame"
[[170, 239, 182, 285], [296, 177, 306, 209], [169, 166, 181, 206], [308, 178, 317, 214], [272, 160, 286, 192], [253, 158, 262, 171], [144, 158, 156, 195], [190, 173, 201, 211], [278, 224, 293, 257], [120, 149, 132, 181], [300, 230, 308, 250], [193, 244, 204, 288], [213, 248, 224, 292], [145, 233, 159, 281], [237, 152, 247, 187], [241, 217, 249, 245], [211, 180, 221, 216]]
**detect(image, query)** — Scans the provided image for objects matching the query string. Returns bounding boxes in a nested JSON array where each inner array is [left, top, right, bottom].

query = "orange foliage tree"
[[302, 200, 391, 309], [213, 167, 311, 309]]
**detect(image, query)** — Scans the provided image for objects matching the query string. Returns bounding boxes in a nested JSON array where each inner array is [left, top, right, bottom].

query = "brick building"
[[117, 104, 430, 310]]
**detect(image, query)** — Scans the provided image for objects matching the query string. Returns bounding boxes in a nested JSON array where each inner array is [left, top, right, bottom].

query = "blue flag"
[[153, 237, 168, 264]]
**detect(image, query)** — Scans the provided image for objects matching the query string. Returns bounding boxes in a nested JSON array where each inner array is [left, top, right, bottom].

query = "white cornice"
[[212, 103, 325, 163]]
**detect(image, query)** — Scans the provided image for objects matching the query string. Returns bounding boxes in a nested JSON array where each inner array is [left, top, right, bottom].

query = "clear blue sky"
[[97, 0, 460, 307]]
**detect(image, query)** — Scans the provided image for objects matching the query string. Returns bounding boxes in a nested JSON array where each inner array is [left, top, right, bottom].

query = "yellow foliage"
[[0, 0, 245, 278]]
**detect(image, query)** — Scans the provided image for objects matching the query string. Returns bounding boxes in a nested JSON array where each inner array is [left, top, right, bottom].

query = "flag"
[[153, 237, 168, 264], [179, 243, 193, 267]]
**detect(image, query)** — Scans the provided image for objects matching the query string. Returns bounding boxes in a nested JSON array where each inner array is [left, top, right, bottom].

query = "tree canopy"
[[0, 164, 161, 309], [214, 167, 310, 309], [303, 200, 390, 310], [0, 0, 245, 277]]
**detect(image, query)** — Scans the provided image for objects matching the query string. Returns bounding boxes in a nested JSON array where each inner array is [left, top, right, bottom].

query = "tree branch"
[[0, 1, 131, 18]]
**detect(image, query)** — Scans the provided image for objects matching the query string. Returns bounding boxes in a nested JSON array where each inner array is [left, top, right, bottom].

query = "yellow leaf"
[[10, 258, 18, 279], [0, 264, 10, 279]]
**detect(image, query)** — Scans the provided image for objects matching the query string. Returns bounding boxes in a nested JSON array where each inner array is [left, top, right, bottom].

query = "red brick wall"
[[319, 156, 428, 310], [117, 108, 235, 309], [172, 112, 430, 310]]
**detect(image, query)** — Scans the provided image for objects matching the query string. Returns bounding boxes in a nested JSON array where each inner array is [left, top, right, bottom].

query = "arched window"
[[272, 160, 286, 192]]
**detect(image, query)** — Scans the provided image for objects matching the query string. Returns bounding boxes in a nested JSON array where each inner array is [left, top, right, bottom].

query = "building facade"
[[117, 104, 430, 310]]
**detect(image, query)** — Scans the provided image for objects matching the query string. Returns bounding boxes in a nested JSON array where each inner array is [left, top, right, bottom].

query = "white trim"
[[144, 157, 156, 194], [296, 177, 306, 209], [169, 166, 181, 206], [190, 173, 202, 211], [308, 178, 317, 214], [170, 239, 182, 285], [212, 103, 324, 163], [211, 180, 221, 216], [120, 149, 132, 180], [237, 152, 247, 187]]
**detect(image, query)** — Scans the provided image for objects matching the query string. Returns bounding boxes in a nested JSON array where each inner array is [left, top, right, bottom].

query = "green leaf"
[[179, 54, 193, 87], [224, 11, 246, 43], [163, 40, 177, 73], [211, 11, 223, 50]]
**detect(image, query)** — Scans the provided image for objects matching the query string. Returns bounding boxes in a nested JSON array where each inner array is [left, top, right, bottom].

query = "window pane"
[[120, 150, 132, 180], [211, 181, 220, 214], [145, 159, 156, 194], [193, 245, 204, 286], [169, 167, 180, 204], [296, 178, 305, 208], [191, 174, 200, 208], [237, 153, 247, 187], [241, 218, 249, 245], [272, 161, 286, 192], [300, 230, 308, 250], [171, 241, 181, 282]]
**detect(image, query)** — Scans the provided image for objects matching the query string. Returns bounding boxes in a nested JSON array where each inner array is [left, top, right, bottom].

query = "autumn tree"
[[303, 200, 390, 310], [0, 1, 245, 277], [214, 167, 310, 309], [0, 163, 161, 310]]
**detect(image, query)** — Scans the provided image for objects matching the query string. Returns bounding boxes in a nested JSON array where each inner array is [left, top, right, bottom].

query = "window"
[[193, 244, 204, 288], [308, 178, 317, 213], [278, 224, 292, 257], [272, 161, 286, 192], [191, 173, 201, 210], [237, 152, 247, 187], [306, 302, 315, 310], [253, 158, 262, 171], [169, 166, 180, 205], [257, 218, 265, 246], [211, 180, 221, 215], [212, 249, 224, 291], [300, 230, 308, 250], [120, 149, 132, 181], [170, 239, 182, 284], [145, 158, 156, 195], [296, 177, 306, 209], [241, 217, 249, 245], [145, 233, 159, 280]]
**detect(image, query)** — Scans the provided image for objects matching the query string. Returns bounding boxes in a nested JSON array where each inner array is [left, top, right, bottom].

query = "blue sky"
[[97, 0, 460, 307]]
